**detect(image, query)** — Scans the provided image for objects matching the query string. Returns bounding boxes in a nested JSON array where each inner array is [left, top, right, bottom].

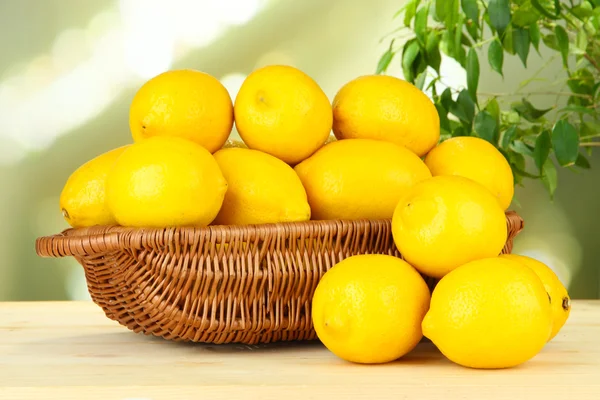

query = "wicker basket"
[[36, 211, 524, 345]]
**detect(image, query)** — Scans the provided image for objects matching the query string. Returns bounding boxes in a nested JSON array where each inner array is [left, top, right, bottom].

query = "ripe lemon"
[[422, 257, 552, 369], [294, 139, 431, 220], [212, 148, 311, 225], [312, 254, 430, 364], [106, 136, 227, 227], [59, 146, 128, 228], [234, 65, 332, 164], [129, 69, 233, 153], [501, 254, 571, 341], [392, 175, 507, 278], [332, 75, 439, 157], [425, 136, 514, 210]]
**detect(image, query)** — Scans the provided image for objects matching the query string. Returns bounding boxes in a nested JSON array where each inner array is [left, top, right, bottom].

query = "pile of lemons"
[[59, 65, 570, 369]]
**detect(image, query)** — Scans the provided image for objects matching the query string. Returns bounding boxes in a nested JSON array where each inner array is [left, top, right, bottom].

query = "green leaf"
[[533, 130, 551, 172], [541, 159, 558, 199], [502, 25, 516, 54], [435, 0, 448, 22], [511, 140, 535, 157], [575, 153, 591, 169], [531, 0, 560, 19], [542, 33, 560, 51], [555, 25, 570, 68], [403, 0, 420, 26], [466, 21, 480, 41], [426, 32, 442, 72], [488, 0, 511, 35], [415, 71, 427, 90], [485, 98, 500, 123], [572, 3, 594, 19], [450, 89, 475, 125], [440, 88, 453, 111], [436, 103, 451, 131], [440, 29, 455, 57], [574, 30, 588, 56], [474, 111, 498, 143], [513, 27, 531, 67], [415, 4, 429, 45], [466, 48, 480, 102], [435, 0, 459, 25], [461, 0, 479, 23], [501, 125, 518, 149], [488, 39, 504, 76], [511, 98, 553, 122], [376, 43, 394, 74], [454, 18, 466, 66], [552, 120, 580, 166], [512, 4, 541, 27], [402, 39, 421, 82], [530, 23, 541, 53]]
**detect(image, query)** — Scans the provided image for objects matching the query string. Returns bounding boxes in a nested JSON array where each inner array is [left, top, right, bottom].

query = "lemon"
[[59, 146, 128, 228], [294, 139, 431, 220], [234, 65, 332, 164], [392, 175, 507, 278], [422, 257, 552, 369], [212, 148, 311, 225], [106, 136, 227, 227], [425, 136, 515, 210], [501, 254, 571, 341], [129, 69, 233, 153], [332, 75, 439, 157], [312, 254, 430, 364]]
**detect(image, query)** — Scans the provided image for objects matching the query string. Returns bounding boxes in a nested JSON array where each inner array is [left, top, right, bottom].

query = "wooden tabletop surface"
[[0, 300, 599, 400]]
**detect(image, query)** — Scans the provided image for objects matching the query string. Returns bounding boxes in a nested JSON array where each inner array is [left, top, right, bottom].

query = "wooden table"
[[0, 301, 599, 400]]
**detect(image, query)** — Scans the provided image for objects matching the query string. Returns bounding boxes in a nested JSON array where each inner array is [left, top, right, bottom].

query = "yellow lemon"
[[312, 254, 430, 364], [501, 254, 571, 341], [422, 257, 552, 369], [59, 146, 128, 228], [129, 69, 233, 153], [332, 75, 439, 157], [392, 175, 507, 278], [425, 136, 514, 210], [294, 139, 431, 220], [234, 65, 332, 164], [106, 136, 227, 227], [212, 148, 311, 225]]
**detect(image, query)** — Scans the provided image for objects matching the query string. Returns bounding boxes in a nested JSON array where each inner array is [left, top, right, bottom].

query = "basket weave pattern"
[[36, 212, 524, 344]]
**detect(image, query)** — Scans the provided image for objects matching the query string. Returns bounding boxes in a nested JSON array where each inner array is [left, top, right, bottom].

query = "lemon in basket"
[[425, 136, 515, 210], [234, 65, 332, 164], [422, 257, 552, 369], [294, 138, 431, 220], [392, 175, 507, 278], [312, 254, 430, 364], [212, 148, 310, 225], [500, 254, 571, 341], [106, 136, 227, 227], [332, 75, 439, 157], [129, 69, 233, 153], [59, 145, 129, 228]]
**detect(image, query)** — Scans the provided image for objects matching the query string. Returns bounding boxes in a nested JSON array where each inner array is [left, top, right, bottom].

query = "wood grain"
[[0, 300, 598, 400]]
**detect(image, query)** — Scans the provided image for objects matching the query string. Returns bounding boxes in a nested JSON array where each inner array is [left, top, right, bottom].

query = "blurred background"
[[0, 0, 597, 301]]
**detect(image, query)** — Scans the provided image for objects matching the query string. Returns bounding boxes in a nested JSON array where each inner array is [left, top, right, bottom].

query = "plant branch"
[[478, 91, 593, 99], [580, 142, 600, 147], [584, 54, 600, 73]]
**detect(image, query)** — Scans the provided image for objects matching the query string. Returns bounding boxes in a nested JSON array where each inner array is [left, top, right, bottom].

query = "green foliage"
[[378, 0, 600, 198]]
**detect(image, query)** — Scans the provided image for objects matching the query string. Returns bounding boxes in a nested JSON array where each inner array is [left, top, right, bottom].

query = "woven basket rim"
[[36, 211, 524, 259]]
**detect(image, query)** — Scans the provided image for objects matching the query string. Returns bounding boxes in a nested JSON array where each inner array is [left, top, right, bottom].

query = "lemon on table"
[[312, 254, 431, 364], [422, 257, 552, 369], [294, 139, 431, 220], [212, 148, 311, 225], [392, 175, 507, 278], [425, 136, 515, 210], [106, 136, 227, 227], [501, 254, 571, 341], [59, 146, 128, 228], [234, 65, 332, 164], [332, 75, 439, 157], [129, 69, 233, 153]]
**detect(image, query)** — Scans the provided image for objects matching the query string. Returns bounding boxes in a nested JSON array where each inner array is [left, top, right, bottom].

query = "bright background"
[[0, 0, 598, 301]]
